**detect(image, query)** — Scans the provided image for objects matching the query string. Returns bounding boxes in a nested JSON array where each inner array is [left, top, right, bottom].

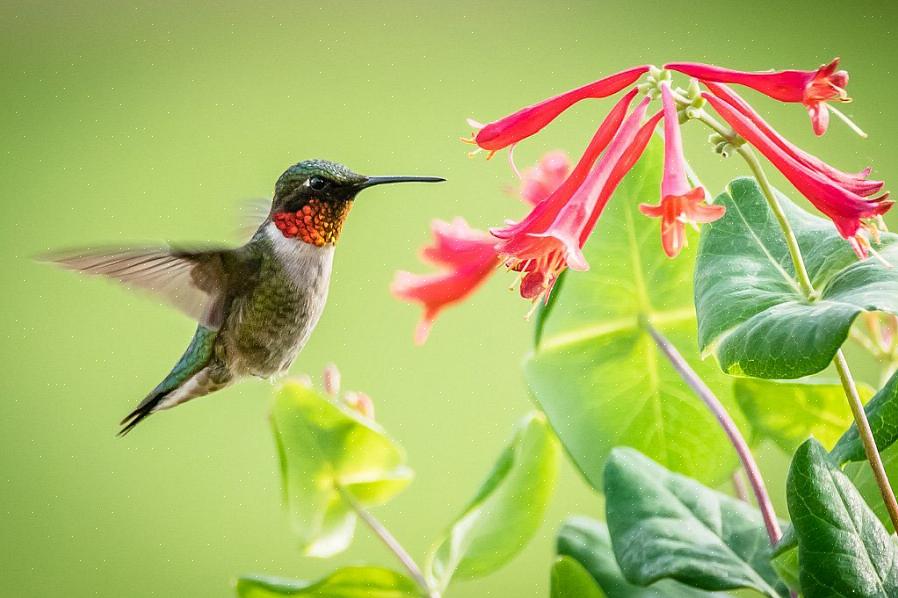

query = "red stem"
[[642, 319, 782, 544]]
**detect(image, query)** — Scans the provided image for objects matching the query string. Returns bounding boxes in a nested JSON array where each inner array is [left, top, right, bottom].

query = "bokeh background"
[[3, 1, 898, 596]]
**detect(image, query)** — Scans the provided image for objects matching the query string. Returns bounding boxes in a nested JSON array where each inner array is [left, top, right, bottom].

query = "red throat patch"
[[273, 198, 353, 246]]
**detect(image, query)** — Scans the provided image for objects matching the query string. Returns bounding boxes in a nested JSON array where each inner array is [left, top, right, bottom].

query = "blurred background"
[[2, 1, 898, 596]]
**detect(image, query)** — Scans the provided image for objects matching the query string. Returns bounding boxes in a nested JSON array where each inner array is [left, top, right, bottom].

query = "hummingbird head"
[[270, 159, 444, 246]]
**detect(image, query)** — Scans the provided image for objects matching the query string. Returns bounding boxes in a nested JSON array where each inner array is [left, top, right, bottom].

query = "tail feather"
[[118, 325, 220, 436]]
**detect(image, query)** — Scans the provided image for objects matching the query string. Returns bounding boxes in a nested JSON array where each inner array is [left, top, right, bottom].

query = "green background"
[[2, 1, 896, 596]]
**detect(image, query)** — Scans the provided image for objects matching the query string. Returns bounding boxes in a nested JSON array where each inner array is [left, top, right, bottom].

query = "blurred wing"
[[45, 246, 247, 329], [236, 198, 272, 239]]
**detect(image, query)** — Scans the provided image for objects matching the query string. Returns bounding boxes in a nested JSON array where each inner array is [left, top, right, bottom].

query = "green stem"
[[337, 485, 438, 598], [833, 350, 898, 531]]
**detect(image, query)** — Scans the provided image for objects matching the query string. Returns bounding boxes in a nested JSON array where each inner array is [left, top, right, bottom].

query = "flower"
[[702, 91, 892, 256], [463, 66, 649, 157], [391, 218, 497, 344], [639, 84, 725, 257], [518, 151, 571, 206], [666, 58, 851, 135], [703, 82, 882, 197], [493, 93, 663, 302]]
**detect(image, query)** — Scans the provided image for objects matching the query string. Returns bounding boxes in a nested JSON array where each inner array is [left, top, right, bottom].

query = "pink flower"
[[703, 82, 882, 198], [702, 91, 892, 256], [518, 151, 571, 206], [639, 84, 725, 258], [391, 218, 497, 344], [666, 58, 851, 135], [463, 66, 649, 157], [493, 93, 663, 302]]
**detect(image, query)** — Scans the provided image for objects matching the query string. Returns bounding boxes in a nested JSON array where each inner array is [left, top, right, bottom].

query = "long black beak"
[[360, 175, 445, 189]]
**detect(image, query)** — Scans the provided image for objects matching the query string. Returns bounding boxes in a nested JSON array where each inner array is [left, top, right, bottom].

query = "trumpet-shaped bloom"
[[703, 91, 892, 255], [391, 218, 497, 344], [703, 82, 882, 197], [666, 58, 850, 135], [493, 95, 662, 302], [464, 66, 648, 157], [639, 84, 725, 257], [518, 151, 571, 206]]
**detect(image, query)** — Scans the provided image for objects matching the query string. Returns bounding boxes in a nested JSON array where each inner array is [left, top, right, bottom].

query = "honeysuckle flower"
[[493, 94, 663, 302], [703, 82, 883, 198], [391, 218, 497, 344], [666, 58, 852, 135], [639, 84, 725, 258], [518, 151, 571, 206], [703, 91, 892, 257], [462, 66, 649, 158]]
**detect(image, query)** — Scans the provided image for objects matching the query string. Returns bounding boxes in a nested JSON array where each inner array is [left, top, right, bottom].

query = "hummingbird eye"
[[308, 176, 328, 191]]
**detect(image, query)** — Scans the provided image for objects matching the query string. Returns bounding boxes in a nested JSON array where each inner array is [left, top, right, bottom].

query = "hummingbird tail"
[[118, 325, 224, 436]]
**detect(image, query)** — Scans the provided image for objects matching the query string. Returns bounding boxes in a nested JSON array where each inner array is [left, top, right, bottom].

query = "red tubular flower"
[[702, 91, 892, 256], [493, 95, 663, 302], [639, 84, 725, 258], [666, 58, 850, 135], [391, 218, 497, 344], [518, 151, 571, 206], [703, 82, 883, 198], [463, 66, 649, 157]]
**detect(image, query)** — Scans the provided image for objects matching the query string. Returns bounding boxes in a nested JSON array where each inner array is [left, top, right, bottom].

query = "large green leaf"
[[787, 439, 898, 597], [525, 137, 743, 488], [551, 556, 607, 598], [734, 378, 872, 453], [604, 448, 782, 597], [557, 516, 721, 597], [832, 368, 898, 464], [426, 412, 558, 590], [236, 567, 420, 597], [271, 381, 412, 558], [695, 177, 898, 379]]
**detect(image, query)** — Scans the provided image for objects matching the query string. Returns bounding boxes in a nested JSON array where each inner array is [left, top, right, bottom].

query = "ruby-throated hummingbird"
[[49, 159, 444, 435]]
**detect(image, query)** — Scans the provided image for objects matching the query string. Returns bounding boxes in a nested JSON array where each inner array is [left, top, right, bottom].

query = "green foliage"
[[426, 412, 559, 590], [604, 448, 782, 597], [236, 567, 420, 597], [832, 369, 898, 463], [525, 138, 743, 488], [734, 378, 872, 452], [551, 556, 607, 598], [271, 381, 412, 557], [694, 178, 898, 379], [557, 516, 719, 597], [787, 439, 898, 597]]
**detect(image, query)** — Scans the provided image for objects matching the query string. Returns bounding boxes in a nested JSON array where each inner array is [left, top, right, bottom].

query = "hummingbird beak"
[[359, 175, 446, 189]]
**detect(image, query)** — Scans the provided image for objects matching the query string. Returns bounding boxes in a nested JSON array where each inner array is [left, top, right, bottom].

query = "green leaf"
[[832, 368, 898, 463], [271, 381, 412, 557], [551, 556, 607, 598], [426, 412, 558, 590], [557, 516, 721, 597], [525, 137, 743, 488], [769, 543, 800, 595], [604, 448, 782, 597], [236, 567, 420, 597], [734, 378, 873, 453], [695, 177, 898, 379], [845, 441, 898, 533], [787, 438, 898, 597]]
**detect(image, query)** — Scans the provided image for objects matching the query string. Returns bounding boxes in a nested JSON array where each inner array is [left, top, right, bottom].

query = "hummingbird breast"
[[219, 223, 335, 379]]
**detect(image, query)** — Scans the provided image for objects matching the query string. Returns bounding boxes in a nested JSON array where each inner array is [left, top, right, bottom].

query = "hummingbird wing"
[[44, 246, 259, 329]]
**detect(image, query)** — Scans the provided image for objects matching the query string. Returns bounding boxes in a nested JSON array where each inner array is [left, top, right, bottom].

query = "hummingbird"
[[48, 159, 444, 435]]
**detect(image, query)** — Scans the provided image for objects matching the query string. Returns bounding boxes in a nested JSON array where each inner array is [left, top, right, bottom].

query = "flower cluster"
[[394, 59, 891, 343]]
